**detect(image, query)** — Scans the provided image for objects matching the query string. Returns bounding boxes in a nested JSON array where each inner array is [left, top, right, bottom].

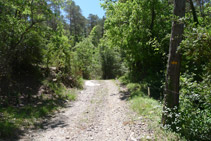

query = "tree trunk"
[[150, 0, 156, 37], [162, 0, 186, 128], [190, 0, 199, 25]]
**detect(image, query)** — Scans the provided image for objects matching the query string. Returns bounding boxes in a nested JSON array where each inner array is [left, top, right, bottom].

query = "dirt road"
[[21, 80, 152, 141]]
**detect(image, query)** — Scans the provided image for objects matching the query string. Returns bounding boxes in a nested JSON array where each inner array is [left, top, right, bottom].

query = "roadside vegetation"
[[104, 0, 210, 140], [0, 69, 77, 139], [0, 0, 210, 140], [119, 77, 184, 140], [0, 0, 99, 139]]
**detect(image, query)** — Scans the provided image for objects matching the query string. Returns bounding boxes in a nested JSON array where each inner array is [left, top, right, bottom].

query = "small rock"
[[66, 136, 70, 139], [146, 136, 152, 140], [87, 128, 92, 131], [130, 132, 137, 141], [138, 116, 143, 120]]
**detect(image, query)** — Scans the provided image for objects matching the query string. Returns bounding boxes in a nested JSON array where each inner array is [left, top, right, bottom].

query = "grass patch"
[[43, 80, 77, 101], [124, 82, 185, 140], [0, 101, 58, 138], [131, 96, 161, 121], [0, 80, 77, 139]]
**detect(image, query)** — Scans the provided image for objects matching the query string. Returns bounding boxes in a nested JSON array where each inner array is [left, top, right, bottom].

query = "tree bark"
[[190, 0, 199, 25], [162, 0, 186, 128]]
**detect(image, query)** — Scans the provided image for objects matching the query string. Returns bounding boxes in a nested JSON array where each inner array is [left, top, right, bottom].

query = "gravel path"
[[21, 80, 153, 141]]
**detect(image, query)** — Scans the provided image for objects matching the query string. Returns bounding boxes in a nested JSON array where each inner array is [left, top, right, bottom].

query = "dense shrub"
[[99, 38, 126, 79], [75, 38, 102, 79], [177, 25, 211, 140], [178, 75, 211, 140], [180, 26, 211, 80]]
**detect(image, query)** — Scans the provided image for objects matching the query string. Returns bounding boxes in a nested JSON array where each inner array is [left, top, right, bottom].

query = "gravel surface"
[[20, 80, 153, 141]]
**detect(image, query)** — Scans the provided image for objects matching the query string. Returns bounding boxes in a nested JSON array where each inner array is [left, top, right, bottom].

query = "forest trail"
[[21, 80, 153, 141]]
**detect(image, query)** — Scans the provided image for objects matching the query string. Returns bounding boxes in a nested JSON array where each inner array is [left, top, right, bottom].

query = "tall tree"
[[162, 0, 186, 127], [0, 0, 52, 76], [46, 0, 62, 30], [189, 0, 199, 25], [87, 14, 99, 34], [103, 0, 172, 83], [64, 1, 86, 44], [150, 0, 156, 37]]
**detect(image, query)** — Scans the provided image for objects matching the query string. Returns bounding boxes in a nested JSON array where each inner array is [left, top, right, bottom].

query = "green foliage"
[[103, 0, 172, 97], [44, 80, 76, 100], [131, 96, 161, 121], [0, 102, 58, 139], [0, 116, 19, 138], [131, 96, 182, 140], [104, 1, 211, 140], [0, 0, 52, 76], [126, 83, 146, 98], [123, 81, 183, 140], [64, 0, 86, 44], [162, 26, 211, 140], [104, 0, 172, 72], [0, 0, 210, 140], [176, 19, 211, 140], [0, 78, 76, 139], [176, 75, 211, 140], [180, 26, 211, 80], [0, 1, 81, 138], [45, 24, 71, 70], [75, 37, 102, 79], [90, 25, 102, 46], [100, 38, 126, 79]]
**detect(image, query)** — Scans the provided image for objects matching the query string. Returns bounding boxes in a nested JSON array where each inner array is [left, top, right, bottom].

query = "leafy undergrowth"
[[130, 96, 183, 141], [120, 79, 184, 141], [0, 80, 77, 139]]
